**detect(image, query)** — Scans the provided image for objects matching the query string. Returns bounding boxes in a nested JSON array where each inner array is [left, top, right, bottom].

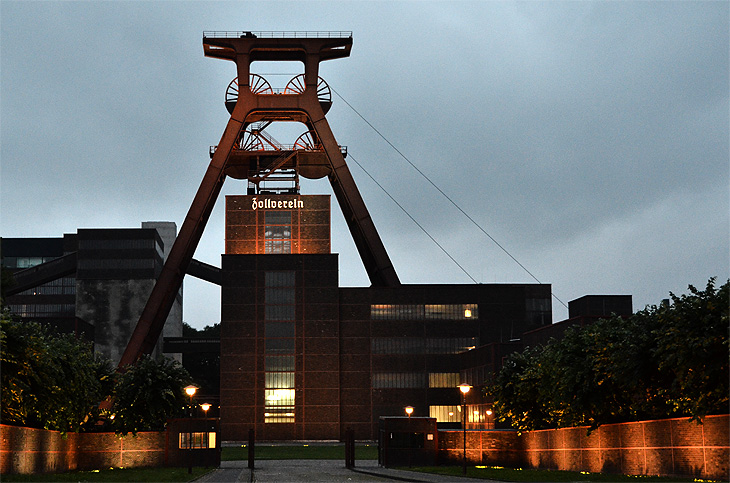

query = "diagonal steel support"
[[116, 114, 244, 369]]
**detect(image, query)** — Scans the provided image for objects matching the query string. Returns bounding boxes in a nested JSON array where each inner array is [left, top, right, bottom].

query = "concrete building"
[[1, 222, 182, 365]]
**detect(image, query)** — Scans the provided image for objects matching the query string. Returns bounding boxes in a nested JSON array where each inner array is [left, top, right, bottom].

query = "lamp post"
[[404, 406, 414, 467], [458, 383, 471, 475], [184, 385, 198, 474], [486, 409, 493, 430]]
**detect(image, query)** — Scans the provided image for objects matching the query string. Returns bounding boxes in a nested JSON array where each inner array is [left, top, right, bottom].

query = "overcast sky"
[[2, 1, 727, 329]]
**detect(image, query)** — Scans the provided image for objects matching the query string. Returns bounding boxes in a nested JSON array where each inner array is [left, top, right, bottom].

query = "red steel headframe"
[[116, 32, 399, 370]]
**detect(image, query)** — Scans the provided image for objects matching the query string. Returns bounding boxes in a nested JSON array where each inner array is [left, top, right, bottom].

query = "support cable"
[[348, 153, 478, 284], [333, 87, 568, 309]]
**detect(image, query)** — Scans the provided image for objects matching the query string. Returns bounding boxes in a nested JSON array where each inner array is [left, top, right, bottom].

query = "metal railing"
[[203, 31, 352, 39], [210, 145, 347, 156]]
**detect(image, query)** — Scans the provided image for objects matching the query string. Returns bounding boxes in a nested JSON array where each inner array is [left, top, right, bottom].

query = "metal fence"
[[203, 31, 352, 39]]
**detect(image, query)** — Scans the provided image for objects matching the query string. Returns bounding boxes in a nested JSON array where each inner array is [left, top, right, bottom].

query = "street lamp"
[[184, 385, 198, 474], [458, 383, 471, 475], [404, 406, 414, 467], [486, 409, 493, 430], [200, 403, 212, 415], [185, 385, 198, 416]]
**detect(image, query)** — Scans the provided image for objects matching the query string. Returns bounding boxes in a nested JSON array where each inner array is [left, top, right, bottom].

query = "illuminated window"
[[264, 211, 292, 254], [429, 405, 460, 423], [265, 389, 295, 423], [429, 372, 460, 388], [370, 304, 478, 320], [264, 271, 295, 423], [179, 432, 216, 449]]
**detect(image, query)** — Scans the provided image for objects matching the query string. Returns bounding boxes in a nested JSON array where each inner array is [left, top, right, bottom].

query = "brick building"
[[219, 194, 552, 441]]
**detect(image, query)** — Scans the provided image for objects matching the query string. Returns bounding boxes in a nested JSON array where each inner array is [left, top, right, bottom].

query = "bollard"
[[248, 428, 255, 469]]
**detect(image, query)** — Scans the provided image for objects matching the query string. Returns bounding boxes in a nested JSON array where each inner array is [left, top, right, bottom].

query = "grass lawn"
[[221, 442, 379, 460], [1, 466, 212, 482], [404, 465, 714, 482]]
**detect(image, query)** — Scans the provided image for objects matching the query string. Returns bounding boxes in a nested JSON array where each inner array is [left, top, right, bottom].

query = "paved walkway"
[[194, 459, 490, 482]]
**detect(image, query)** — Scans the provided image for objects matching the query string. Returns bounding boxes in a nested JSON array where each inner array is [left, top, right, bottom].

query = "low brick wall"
[[439, 429, 522, 467], [438, 415, 729, 481], [0, 425, 80, 475], [0, 425, 166, 475], [520, 415, 728, 481], [75, 431, 166, 470]]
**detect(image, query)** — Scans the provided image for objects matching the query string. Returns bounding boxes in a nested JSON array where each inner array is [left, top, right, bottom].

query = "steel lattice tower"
[[117, 31, 399, 368]]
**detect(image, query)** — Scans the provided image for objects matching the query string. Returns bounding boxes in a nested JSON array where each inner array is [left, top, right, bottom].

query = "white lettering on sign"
[[251, 197, 304, 211]]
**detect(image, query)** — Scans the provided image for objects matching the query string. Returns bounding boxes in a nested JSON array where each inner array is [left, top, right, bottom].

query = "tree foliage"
[[1, 310, 114, 432], [1, 310, 193, 435], [490, 278, 728, 432], [110, 355, 191, 436]]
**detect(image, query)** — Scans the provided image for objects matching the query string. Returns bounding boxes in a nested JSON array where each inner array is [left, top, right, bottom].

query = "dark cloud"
[[2, 1, 727, 326]]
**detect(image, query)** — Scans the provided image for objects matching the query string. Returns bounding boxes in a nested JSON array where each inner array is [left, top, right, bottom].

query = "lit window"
[[429, 405, 460, 423], [179, 432, 216, 449], [429, 373, 460, 388]]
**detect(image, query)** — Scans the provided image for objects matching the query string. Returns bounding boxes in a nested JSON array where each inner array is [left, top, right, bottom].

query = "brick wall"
[[0, 425, 166, 475], [439, 429, 522, 468], [439, 415, 729, 481]]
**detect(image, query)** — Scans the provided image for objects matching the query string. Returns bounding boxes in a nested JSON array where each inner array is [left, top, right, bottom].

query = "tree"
[[491, 345, 552, 432], [111, 355, 192, 435], [651, 278, 729, 419], [0, 310, 114, 433], [490, 278, 729, 432]]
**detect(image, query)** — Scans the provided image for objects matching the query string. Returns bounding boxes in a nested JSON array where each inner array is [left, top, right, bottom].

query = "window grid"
[[179, 432, 216, 449], [372, 337, 479, 355], [428, 372, 460, 388], [264, 211, 292, 254], [370, 304, 478, 320], [372, 372, 426, 388], [264, 271, 295, 423], [8, 304, 75, 317], [429, 405, 461, 423], [17, 277, 75, 296]]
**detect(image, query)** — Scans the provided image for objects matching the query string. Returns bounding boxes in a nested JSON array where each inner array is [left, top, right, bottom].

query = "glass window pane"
[[265, 211, 291, 224], [265, 226, 292, 239], [265, 271, 295, 287], [429, 372, 460, 388], [265, 355, 295, 371], [265, 304, 295, 321], [265, 338, 295, 353], [266, 321, 295, 338], [265, 388, 295, 406], [265, 372, 295, 388], [266, 287, 295, 304], [429, 405, 460, 423]]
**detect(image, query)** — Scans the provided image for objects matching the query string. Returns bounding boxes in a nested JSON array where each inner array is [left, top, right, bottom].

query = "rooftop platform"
[[203, 31, 352, 39]]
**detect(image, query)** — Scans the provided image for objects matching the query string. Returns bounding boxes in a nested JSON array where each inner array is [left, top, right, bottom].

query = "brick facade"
[[438, 414, 729, 481], [0, 425, 166, 475]]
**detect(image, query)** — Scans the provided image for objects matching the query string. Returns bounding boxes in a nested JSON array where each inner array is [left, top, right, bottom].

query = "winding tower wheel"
[[293, 130, 322, 151], [238, 129, 265, 151], [285, 75, 332, 114], [225, 74, 273, 114]]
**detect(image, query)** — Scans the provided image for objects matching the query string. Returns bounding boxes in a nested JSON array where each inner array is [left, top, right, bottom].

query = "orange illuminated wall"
[[225, 195, 330, 255]]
